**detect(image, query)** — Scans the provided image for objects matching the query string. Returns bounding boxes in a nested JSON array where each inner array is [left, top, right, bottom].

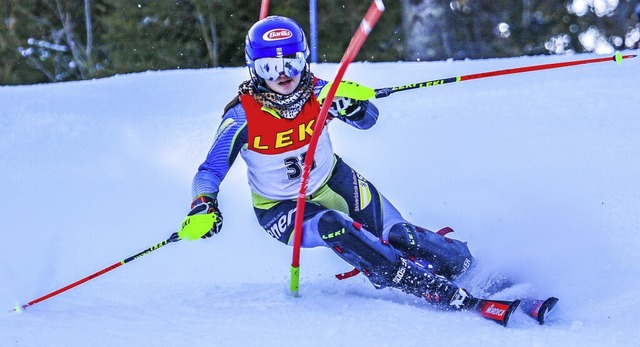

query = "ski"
[[473, 298, 521, 327], [520, 297, 559, 325], [461, 272, 559, 325]]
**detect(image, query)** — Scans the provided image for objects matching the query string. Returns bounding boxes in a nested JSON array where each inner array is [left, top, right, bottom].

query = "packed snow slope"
[[1, 53, 639, 346]]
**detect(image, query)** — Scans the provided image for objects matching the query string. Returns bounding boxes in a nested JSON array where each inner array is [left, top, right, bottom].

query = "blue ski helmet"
[[245, 16, 310, 86]]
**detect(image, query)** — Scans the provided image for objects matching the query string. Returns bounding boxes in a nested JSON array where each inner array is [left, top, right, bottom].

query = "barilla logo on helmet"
[[263, 29, 293, 41]]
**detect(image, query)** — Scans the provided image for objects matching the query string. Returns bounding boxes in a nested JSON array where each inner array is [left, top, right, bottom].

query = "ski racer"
[[179, 15, 476, 310]]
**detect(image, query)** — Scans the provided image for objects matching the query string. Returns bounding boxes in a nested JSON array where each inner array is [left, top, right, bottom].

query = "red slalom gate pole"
[[290, 0, 385, 297], [373, 52, 637, 98], [259, 0, 270, 20], [11, 233, 180, 313]]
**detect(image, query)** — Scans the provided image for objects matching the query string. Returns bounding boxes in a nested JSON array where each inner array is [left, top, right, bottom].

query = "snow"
[[1, 53, 639, 346]]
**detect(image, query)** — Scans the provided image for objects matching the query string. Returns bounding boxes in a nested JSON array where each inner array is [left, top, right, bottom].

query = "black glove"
[[329, 97, 364, 120], [179, 196, 223, 240]]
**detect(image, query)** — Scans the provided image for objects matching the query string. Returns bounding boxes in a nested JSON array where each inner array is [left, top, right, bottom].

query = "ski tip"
[[537, 297, 559, 325], [502, 299, 521, 327]]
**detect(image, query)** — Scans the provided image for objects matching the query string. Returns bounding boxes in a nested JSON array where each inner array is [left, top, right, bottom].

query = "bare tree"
[[52, 0, 89, 79], [400, 0, 451, 61], [193, 3, 219, 67], [84, 0, 93, 67]]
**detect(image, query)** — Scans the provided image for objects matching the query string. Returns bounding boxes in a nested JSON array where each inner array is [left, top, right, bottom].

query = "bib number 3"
[[284, 152, 317, 180]]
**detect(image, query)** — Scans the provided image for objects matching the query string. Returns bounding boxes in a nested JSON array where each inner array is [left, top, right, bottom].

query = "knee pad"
[[387, 223, 473, 279]]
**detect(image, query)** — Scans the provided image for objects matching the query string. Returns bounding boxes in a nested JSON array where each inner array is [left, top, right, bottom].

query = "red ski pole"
[[290, 0, 385, 297], [11, 233, 180, 313], [373, 52, 637, 98]]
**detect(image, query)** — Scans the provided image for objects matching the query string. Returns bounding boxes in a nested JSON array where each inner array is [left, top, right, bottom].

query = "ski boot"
[[387, 223, 474, 280]]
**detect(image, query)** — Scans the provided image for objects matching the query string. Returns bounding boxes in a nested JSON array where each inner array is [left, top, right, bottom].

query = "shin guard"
[[318, 211, 475, 310], [318, 211, 400, 288], [387, 223, 473, 279]]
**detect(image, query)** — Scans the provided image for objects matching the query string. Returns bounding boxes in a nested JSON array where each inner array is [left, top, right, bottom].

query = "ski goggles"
[[253, 52, 306, 81]]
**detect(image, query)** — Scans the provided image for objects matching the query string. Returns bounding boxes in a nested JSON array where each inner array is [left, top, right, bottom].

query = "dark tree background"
[[1, 0, 639, 85]]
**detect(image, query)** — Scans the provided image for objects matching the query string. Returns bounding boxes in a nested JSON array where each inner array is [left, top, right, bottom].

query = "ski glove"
[[178, 196, 223, 241], [328, 97, 364, 121]]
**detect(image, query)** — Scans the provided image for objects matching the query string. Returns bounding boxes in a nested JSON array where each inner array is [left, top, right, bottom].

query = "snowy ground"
[[1, 52, 639, 346]]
